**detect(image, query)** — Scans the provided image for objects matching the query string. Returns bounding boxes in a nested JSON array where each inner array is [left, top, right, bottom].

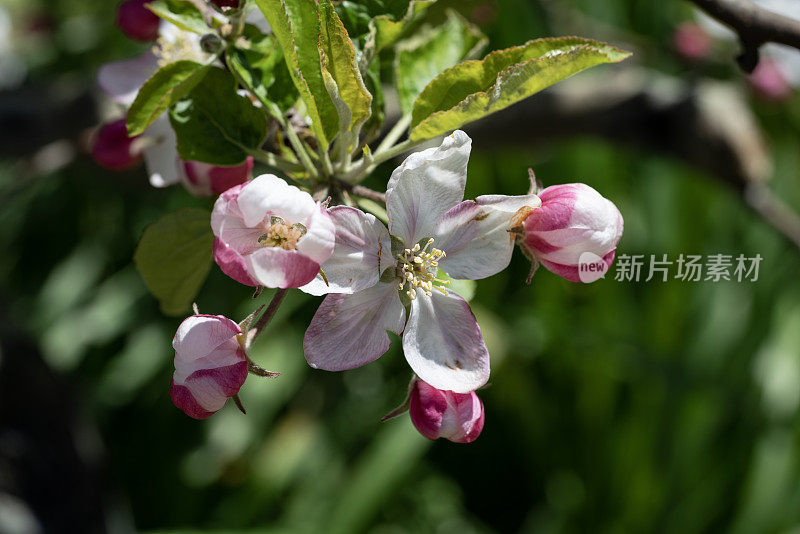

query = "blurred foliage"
[[2, 0, 800, 533]]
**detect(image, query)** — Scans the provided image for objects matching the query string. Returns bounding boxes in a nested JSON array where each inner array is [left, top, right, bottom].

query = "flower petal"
[[435, 194, 540, 280], [295, 204, 335, 265], [212, 237, 260, 287], [141, 115, 181, 187], [403, 290, 489, 393], [386, 130, 471, 245], [97, 51, 159, 106], [236, 174, 317, 228], [172, 314, 242, 362], [300, 206, 393, 296], [246, 247, 322, 288], [304, 282, 406, 371]]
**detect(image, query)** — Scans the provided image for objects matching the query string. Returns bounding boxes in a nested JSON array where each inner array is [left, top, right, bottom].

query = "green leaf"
[[169, 67, 268, 165], [254, 0, 339, 148], [146, 0, 209, 34], [134, 208, 213, 316], [127, 60, 210, 136], [409, 37, 632, 142], [371, 0, 435, 52], [227, 24, 299, 116], [394, 10, 486, 114], [318, 0, 372, 134]]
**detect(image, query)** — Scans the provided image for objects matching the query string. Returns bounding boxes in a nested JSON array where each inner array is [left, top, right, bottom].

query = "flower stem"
[[376, 115, 411, 155], [244, 288, 288, 350]]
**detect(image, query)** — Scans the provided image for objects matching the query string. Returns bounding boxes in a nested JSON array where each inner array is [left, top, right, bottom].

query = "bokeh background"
[[2, 0, 800, 533]]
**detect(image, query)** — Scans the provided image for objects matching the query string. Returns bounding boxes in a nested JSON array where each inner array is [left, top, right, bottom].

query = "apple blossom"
[[180, 157, 254, 198], [211, 174, 336, 289], [409, 379, 485, 443], [749, 58, 793, 102], [92, 118, 142, 170], [302, 131, 540, 393], [116, 0, 160, 42], [519, 183, 623, 283], [170, 315, 248, 419], [672, 22, 712, 63]]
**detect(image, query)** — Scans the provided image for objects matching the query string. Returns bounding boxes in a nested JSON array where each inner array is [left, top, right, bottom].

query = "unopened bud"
[[200, 33, 224, 54], [91, 118, 143, 171], [115, 0, 160, 42], [180, 157, 253, 197], [409, 379, 485, 443], [520, 183, 623, 283], [170, 315, 248, 419]]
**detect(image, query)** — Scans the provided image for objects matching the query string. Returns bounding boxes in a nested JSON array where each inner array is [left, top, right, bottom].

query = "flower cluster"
[[168, 131, 623, 442]]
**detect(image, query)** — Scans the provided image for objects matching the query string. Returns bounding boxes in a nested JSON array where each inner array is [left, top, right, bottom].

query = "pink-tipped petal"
[[300, 206, 394, 296], [246, 247, 322, 289], [92, 118, 143, 170], [304, 282, 406, 371], [403, 290, 489, 394], [181, 157, 254, 197], [386, 130, 471, 245], [213, 237, 260, 287]]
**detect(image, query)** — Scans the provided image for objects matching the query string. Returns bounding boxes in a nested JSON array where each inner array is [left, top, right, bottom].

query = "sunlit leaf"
[[409, 37, 631, 141], [133, 208, 213, 316], [254, 0, 339, 148], [127, 60, 210, 136], [395, 10, 486, 114], [146, 0, 209, 34]]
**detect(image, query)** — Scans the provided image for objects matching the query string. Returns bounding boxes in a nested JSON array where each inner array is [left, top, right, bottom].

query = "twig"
[[336, 181, 387, 204], [687, 0, 800, 71], [244, 288, 288, 349]]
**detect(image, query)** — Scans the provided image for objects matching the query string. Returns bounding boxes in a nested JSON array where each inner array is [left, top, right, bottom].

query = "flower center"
[[153, 33, 208, 67], [258, 216, 306, 251], [396, 238, 449, 300]]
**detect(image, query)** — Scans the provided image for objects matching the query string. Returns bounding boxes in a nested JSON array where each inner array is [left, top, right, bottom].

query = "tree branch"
[[687, 0, 800, 70]]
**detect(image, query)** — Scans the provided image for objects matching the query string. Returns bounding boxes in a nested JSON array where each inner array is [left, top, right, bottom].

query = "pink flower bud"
[[170, 315, 248, 420], [672, 22, 712, 62], [116, 0, 160, 42], [180, 157, 254, 197], [211, 0, 240, 8], [210, 174, 335, 289], [409, 380, 485, 443], [749, 58, 793, 102], [91, 119, 142, 171], [521, 183, 623, 282]]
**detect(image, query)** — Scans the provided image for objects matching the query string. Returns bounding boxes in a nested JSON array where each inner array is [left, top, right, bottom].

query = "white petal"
[[295, 204, 335, 264], [142, 116, 181, 187], [236, 174, 317, 228], [304, 282, 406, 371], [435, 195, 540, 280], [385, 130, 471, 245], [300, 206, 393, 296], [172, 315, 241, 364], [97, 52, 159, 106], [403, 290, 489, 393]]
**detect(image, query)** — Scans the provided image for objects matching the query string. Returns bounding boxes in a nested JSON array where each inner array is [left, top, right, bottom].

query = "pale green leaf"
[[395, 9, 486, 114], [134, 208, 213, 316], [409, 37, 632, 141], [169, 67, 268, 165], [254, 0, 339, 148], [318, 0, 372, 132], [146, 0, 209, 34], [371, 0, 435, 52], [127, 60, 210, 136]]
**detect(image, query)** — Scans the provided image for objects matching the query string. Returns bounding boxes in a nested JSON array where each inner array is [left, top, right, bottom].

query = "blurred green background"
[[2, 0, 800, 533]]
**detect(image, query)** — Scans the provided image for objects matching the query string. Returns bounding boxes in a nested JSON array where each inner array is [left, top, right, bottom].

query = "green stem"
[[249, 149, 306, 173], [244, 288, 288, 350], [376, 115, 411, 155]]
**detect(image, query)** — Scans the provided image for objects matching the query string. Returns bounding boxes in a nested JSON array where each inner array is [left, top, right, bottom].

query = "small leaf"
[[409, 37, 632, 142], [371, 0, 435, 52], [394, 10, 486, 114], [318, 0, 372, 133], [134, 208, 213, 316], [227, 24, 299, 115], [254, 0, 339, 148], [127, 60, 210, 136], [169, 67, 268, 165], [147, 0, 209, 34]]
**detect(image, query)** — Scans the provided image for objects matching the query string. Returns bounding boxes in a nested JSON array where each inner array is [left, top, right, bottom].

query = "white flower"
[[301, 131, 540, 393]]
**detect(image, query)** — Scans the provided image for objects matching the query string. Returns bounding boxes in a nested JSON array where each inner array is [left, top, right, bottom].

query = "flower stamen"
[[396, 238, 449, 299]]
